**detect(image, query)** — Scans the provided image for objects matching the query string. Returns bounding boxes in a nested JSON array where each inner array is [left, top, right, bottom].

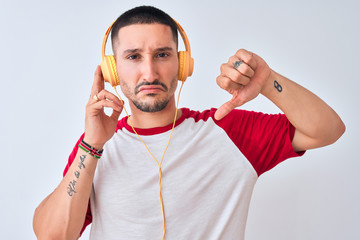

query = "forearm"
[[261, 70, 345, 151], [33, 149, 98, 240]]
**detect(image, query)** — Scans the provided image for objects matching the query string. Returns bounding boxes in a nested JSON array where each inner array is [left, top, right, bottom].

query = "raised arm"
[[33, 66, 123, 239], [215, 49, 345, 152]]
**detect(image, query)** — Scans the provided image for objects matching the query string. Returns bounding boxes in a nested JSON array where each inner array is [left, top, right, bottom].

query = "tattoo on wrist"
[[274, 80, 282, 92], [67, 154, 87, 197]]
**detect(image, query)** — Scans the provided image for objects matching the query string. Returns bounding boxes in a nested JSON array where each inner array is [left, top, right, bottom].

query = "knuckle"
[[236, 49, 245, 55], [229, 56, 237, 64], [230, 70, 241, 82], [216, 76, 226, 88], [222, 79, 232, 89], [216, 76, 221, 85], [220, 63, 227, 72], [245, 67, 254, 77], [216, 76, 229, 89], [238, 64, 251, 76]]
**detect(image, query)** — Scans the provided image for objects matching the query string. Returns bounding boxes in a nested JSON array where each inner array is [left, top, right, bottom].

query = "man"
[[33, 6, 345, 240]]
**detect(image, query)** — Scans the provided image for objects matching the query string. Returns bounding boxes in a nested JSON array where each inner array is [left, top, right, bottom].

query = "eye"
[[157, 52, 169, 58], [127, 54, 140, 60]]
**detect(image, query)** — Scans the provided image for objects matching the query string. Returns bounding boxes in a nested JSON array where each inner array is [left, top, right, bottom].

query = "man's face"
[[113, 23, 179, 112]]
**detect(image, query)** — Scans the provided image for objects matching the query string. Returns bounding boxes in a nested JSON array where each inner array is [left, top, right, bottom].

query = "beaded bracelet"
[[78, 139, 104, 159]]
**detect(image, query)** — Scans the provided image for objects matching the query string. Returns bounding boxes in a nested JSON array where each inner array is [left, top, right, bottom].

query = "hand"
[[214, 49, 272, 120], [83, 66, 124, 150]]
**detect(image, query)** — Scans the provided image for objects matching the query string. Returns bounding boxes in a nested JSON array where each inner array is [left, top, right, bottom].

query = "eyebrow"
[[156, 47, 174, 52], [122, 47, 174, 56], [122, 48, 140, 56]]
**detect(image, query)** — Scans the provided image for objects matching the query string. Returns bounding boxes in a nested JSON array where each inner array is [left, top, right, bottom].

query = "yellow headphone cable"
[[113, 80, 185, 240]]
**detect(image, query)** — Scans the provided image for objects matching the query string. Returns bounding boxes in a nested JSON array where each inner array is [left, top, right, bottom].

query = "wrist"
[[82, 137, 104, 152], [260, 69, 278, 98], [79, 139, 104, 159]]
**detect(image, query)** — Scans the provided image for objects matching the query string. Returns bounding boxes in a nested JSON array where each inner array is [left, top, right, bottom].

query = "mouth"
[[135, 80, 168, 95], [137, 85, 165, 94]]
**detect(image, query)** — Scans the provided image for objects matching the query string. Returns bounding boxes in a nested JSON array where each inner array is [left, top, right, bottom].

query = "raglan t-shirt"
[[63, 108, 304, 240]]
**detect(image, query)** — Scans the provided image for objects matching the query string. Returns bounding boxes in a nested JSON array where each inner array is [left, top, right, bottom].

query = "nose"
[[141, 57, 159, 83]]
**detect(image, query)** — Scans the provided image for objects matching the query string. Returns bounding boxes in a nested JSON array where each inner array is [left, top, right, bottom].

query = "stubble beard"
[[122, 78, 178, 113], [132, 95, 170, 112]]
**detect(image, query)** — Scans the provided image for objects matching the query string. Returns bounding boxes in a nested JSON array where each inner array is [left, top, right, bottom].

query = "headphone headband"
[[101, 19, 192, 60], [100, 17, 194, 85], [101, 20, 116, 61]]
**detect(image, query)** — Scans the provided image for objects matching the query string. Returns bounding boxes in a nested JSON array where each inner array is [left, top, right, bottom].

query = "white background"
[[1, 0, 359, 239]]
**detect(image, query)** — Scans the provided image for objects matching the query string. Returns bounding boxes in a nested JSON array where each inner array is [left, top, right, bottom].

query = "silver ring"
[[93, 94, 99, 101]]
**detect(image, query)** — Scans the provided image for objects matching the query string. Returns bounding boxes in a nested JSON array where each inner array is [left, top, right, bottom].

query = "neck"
[[127, 97, 182, 129]]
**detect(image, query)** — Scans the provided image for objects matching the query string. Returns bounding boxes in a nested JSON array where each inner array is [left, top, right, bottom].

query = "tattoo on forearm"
[[78, 155, 86, 169], [274, 80, 283, 92], [67, 180, 77, 196], [66, 154, 87, 197]]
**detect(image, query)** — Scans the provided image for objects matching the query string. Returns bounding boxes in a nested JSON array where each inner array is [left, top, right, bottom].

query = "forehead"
[[115, 23, 177, 51]]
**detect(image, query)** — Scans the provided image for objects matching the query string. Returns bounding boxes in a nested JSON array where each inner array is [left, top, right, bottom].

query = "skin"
[[33, 23, 345, 239], [214, 49, 345, 151], [113, 24, 180, 130]]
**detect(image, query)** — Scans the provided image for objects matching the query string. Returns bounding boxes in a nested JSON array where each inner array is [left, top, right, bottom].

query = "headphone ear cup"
[[178, 51, 194, 82], [100, 55, 119, 87]]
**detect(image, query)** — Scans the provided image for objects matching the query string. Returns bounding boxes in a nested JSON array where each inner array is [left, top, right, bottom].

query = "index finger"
[[90, 65, 105, 96]]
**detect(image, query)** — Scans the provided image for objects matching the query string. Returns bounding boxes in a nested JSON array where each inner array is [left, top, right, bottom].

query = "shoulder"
[[115, 115, 131, 132]]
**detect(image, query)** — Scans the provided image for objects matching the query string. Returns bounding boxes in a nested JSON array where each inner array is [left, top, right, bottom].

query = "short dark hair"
[[110, 6, 178, 49]]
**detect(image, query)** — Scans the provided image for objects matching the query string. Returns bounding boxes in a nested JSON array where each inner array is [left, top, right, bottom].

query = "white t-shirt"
[[64, 108, 302, 240]]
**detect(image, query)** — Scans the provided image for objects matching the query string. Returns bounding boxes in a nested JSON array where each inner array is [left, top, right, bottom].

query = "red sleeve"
[[212, 108, 305, 176], [63, 133, 92, 236]]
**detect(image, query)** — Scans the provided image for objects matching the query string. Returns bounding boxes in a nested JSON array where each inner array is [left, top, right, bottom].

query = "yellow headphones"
[[100, 19, 194, 87]]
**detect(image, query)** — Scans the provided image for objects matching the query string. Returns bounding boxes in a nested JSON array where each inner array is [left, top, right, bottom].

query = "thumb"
[[214, 99, 239, 121]]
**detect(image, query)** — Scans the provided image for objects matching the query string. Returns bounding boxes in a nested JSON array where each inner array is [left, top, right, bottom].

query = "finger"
[[216, 75, 244, 93], [214, 97, 244, 121], [235, 49, 257, 70], [109, 103, 123, 121], [90, 65, 105, 97], [229, 56, 255, 78], [96, 89, 123, 106], [220, 63, 251, 86], [90, 99, 123, 113]]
